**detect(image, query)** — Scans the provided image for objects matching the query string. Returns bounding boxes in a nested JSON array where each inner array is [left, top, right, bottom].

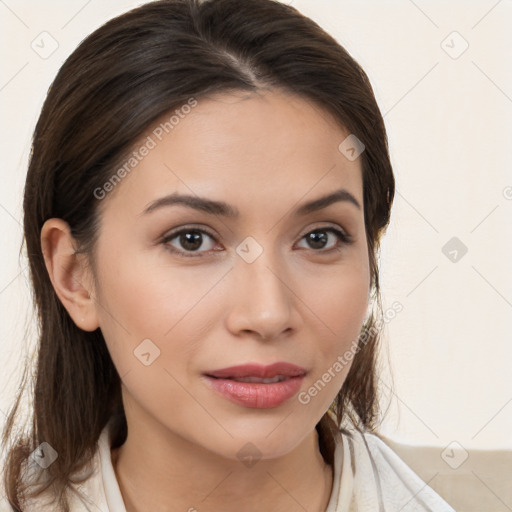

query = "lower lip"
[[204, 375, 305, 408]]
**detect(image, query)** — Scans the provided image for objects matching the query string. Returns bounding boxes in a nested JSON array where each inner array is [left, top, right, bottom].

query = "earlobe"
[[40, 218, 100, 332]]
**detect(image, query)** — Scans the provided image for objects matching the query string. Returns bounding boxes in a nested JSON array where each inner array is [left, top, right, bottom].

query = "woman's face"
[[90, 89, 370, 460]]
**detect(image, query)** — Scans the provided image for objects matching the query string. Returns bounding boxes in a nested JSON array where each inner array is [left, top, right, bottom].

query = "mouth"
[[204, 362, 307, 380], [203, 362, 307, 408], [212, 375, 291, 383]]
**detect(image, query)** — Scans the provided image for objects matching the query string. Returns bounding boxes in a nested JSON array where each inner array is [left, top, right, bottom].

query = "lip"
[[203, 362, 307, 409], [205, 362, 307, 379]]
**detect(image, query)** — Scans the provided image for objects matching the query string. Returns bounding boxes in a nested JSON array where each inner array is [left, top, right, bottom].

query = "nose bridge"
[[227, 238, 294, 338]]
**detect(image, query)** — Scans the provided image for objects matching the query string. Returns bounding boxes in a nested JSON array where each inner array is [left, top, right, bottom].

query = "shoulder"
[[340, 428, 456, 512]]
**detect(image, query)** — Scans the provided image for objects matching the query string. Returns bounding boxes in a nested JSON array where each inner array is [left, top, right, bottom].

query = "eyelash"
[[160, 225, 354, 258]]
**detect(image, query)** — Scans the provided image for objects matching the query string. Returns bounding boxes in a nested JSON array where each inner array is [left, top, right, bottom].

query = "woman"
[[1, 0, 455, 510]]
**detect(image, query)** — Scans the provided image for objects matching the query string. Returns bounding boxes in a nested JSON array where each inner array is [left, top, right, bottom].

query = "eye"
[[296, 227, 353, 252], [161, 225, 353, 259], [161, 227, 219, 257]]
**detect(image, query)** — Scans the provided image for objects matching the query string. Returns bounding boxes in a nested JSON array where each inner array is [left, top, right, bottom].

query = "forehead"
[[99, 89, 364, 216]]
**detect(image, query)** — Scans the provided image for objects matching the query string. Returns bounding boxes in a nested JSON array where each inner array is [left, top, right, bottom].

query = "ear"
[[40, 218, 100, 332]]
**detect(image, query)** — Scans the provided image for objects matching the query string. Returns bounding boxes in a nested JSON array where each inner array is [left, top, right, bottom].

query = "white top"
[[8, 420, 455, 511]]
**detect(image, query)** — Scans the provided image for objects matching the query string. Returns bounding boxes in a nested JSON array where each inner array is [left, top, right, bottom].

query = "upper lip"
[[205, 362, 307, 379]]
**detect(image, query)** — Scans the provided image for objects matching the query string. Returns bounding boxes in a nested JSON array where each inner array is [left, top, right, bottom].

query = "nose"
[[225, 249, 298, 341]]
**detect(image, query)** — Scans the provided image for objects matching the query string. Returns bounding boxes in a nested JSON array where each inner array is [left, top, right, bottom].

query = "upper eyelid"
[[161, 224, 217, 241], [162, 222, 350, 239]]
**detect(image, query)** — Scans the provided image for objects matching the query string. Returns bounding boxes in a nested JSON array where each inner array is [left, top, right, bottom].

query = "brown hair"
[[1, 0, 394, 509]]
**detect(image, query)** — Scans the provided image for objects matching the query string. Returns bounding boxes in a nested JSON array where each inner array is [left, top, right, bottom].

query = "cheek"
[[94, 243, 179, 333], [306, 258, 369, 346], [329, 274, 369, 345], [92, 246, 227, 373], [296, 258, 370, 406]]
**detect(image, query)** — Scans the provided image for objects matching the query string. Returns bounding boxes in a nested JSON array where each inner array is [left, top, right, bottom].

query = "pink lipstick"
[[203, 362, 307, 408]]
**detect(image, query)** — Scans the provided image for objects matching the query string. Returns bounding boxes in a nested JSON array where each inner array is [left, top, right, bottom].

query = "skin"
[[41, 89, 370, 512]]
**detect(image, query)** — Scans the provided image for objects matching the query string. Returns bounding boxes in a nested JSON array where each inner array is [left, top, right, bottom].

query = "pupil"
[[308, 231, 327, 249], [181, 231, 202, 251]]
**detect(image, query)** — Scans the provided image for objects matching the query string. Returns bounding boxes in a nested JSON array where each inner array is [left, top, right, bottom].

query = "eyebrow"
[[141, 187, 361, 218]]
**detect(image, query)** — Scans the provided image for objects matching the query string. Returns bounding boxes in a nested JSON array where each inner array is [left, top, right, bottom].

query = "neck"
[[111, 419, 334, 512]]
